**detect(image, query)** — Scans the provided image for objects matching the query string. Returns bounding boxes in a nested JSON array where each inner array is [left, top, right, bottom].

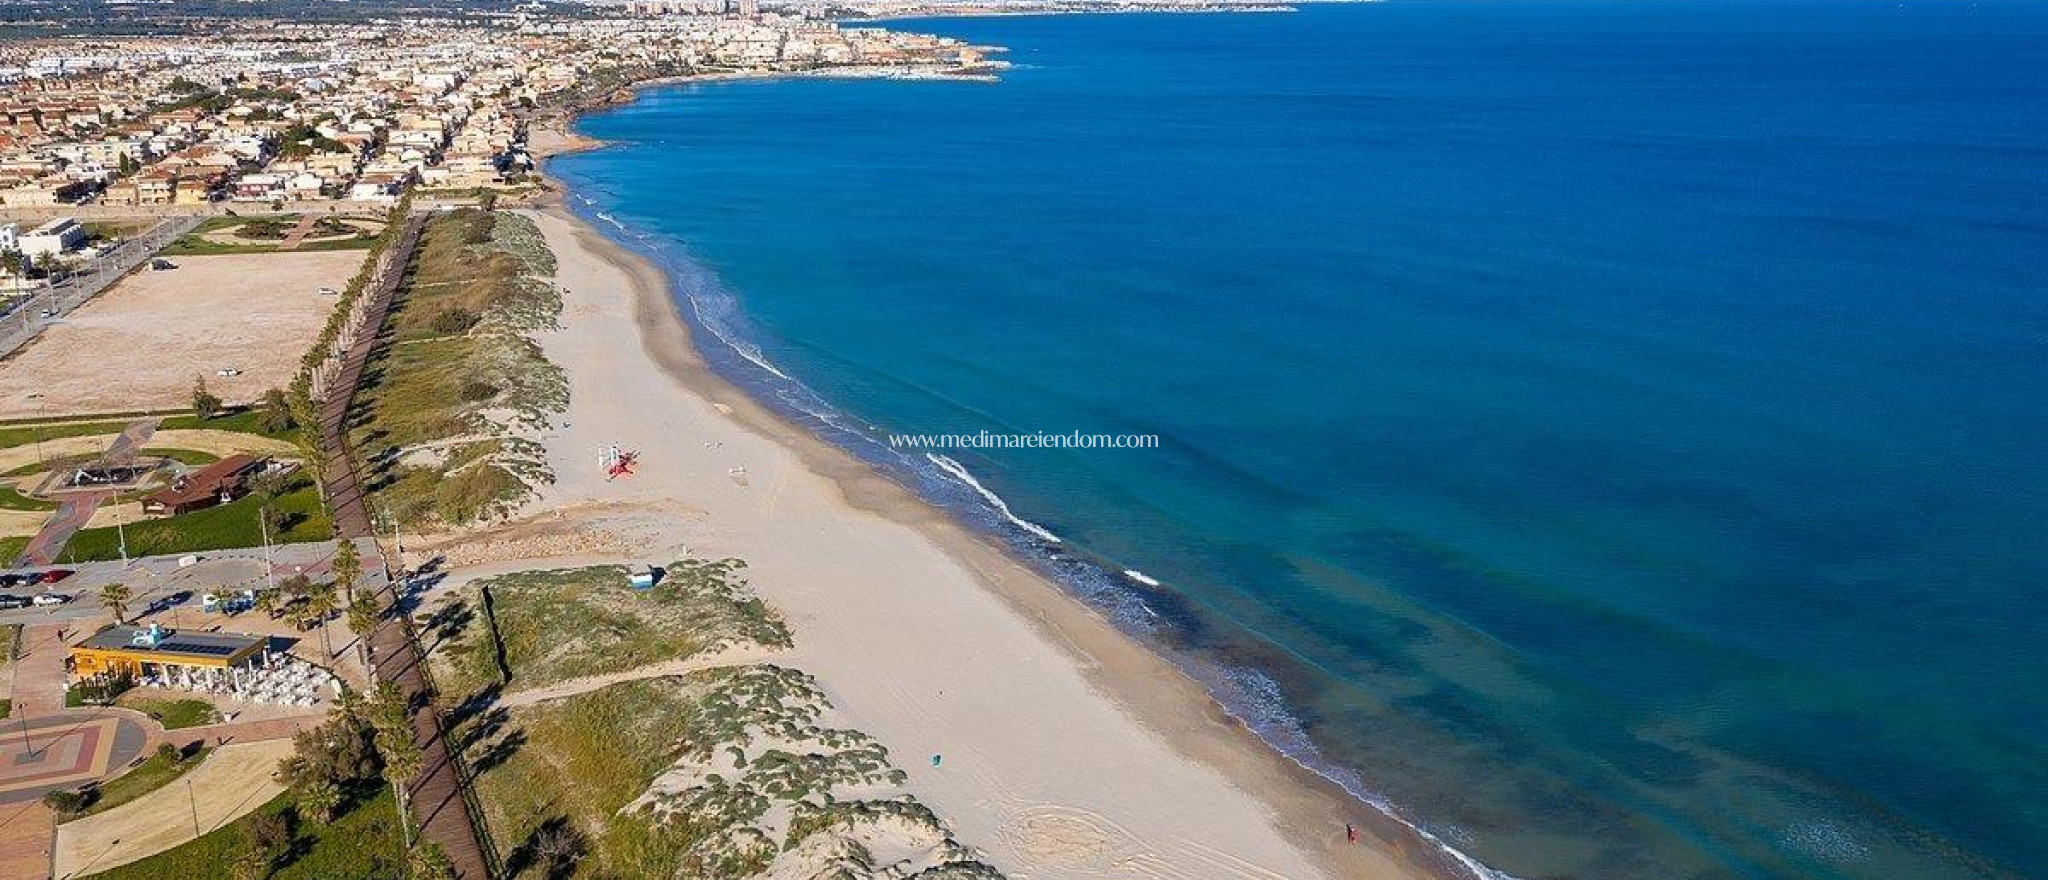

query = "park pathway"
[[313, 212, 492, 880], [12, 419, 158, 567], [277, 215, 321, 250], [3, 622, 164, 880], [0, 801, 55, 880]]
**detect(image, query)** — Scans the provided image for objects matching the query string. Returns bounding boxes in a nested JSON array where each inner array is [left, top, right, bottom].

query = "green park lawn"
[[66, 745, 214, 819], [116, 694, 224, 729], [58, 473, 330, 563], [81, 785, 403, 880], [0, 482, 56, 511]]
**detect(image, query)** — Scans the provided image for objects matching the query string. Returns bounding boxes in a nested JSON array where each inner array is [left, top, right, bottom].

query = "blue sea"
[[550, 3, 2048, 878]]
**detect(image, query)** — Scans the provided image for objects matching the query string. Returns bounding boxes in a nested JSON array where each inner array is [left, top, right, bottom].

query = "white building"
[[18, 217, 86, 261]]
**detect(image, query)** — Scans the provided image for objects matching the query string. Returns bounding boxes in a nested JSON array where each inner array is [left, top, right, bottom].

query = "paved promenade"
[[315, 212, 492, 879]]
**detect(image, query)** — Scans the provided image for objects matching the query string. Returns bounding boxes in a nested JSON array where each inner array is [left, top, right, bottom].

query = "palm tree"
[[229, 848, 269, 880], [297, 777, 341, 823], [99, 583, 131, 625], [406, 841, 453, 880], [331, 541, 362, 601], [303, 582, 339, 658], [368, 681, 420, 847], [347, 596, 379, 670]]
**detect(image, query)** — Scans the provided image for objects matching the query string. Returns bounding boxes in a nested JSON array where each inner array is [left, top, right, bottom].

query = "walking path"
[[12, 491, 109, 567], [319, 214, 422, 539], [12, 419, 158, 566], [495, 645, 788, 709], [54, 738, 296, 879], [277, 215, 321, 250], [6, 623, 71, 715], [3, 622, 170, 880], [0, 801, 56, 880], [164, 714, 325, 751], [314, 212, 491, 880]]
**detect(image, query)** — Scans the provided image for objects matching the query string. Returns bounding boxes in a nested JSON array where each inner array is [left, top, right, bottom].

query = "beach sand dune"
[[484, 206, 1439, 880]]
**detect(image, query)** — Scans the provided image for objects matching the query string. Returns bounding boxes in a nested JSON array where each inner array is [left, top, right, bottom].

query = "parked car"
[[40, 569, 72, 583], [31, 593, 70, 606], [23, 571, 45, 586], [0, 594, 30, 610], [0, 573, 24, 588]]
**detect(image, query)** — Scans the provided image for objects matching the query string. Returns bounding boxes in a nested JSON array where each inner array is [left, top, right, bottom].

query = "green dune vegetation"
[[350, 208, 565, 530], [430, 559, 1003, 880], [431, 558, 789, 697]]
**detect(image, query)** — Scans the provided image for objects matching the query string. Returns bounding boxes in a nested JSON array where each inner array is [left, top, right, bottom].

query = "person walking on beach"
[[931, 753, 943, 768]]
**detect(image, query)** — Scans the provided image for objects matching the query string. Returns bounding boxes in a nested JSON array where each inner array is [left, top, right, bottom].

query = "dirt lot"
[[0, 251, 364, 417]]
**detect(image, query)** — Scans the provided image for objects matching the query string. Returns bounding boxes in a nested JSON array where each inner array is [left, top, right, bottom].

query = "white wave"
[[926, 453, 1062, 544], [682, 291, 798, 383], [1205, 666, 1522, 880], [1123, 568, 1162, 587]]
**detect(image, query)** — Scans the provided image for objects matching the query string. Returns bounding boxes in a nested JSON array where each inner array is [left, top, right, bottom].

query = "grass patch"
[[433, 558, 789, 698], [159, 214, 379, 256], [57, 474, 329, 562], [469, 675, 715, 880], [0, 420, 130, 450], [0, 409, 187, 427], [0, 622, 15, 657], [162, 235, 377, 256], [80, 784, 404, 880], [159, 407, 301, 443], [0, 699, 9, 720], [68, 745, 213, 819], [116, 693, 223, 729], [0, 536, 26, 564], [0, 410, 289, 453], [0, 482, 55, 511], [137, 447, 221, 466]]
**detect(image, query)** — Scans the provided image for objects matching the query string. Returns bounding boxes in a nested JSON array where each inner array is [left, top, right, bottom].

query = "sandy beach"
[[478, 199, 1451, 880]]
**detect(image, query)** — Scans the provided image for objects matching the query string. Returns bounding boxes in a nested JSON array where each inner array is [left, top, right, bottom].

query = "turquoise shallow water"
[[551, 4, 2048, 878]]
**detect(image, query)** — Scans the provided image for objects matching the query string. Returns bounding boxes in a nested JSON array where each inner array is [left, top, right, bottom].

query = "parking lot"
[[0, 541, 343, 626]]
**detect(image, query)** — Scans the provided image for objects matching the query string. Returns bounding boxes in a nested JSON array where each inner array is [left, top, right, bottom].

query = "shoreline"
[[522, 96, 1480, 879]]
